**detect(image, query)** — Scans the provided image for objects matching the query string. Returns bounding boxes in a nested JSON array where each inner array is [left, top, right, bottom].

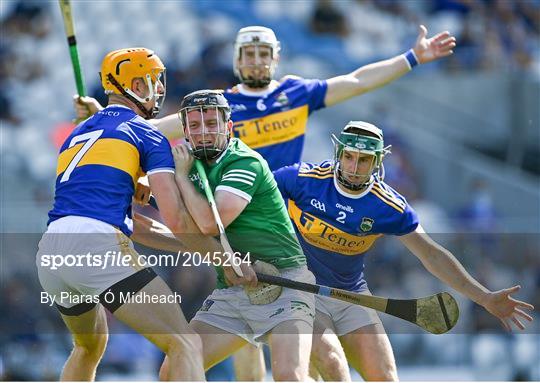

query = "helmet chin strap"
[[190, 142, 226, 161], [107, 74, 157, 119]]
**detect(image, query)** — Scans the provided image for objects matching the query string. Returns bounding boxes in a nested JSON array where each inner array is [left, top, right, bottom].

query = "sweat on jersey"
[[273, 160, 419, 292], [48, 105, 175, 236], [225, 77, 327, 171], [188, 138, 306, 289]]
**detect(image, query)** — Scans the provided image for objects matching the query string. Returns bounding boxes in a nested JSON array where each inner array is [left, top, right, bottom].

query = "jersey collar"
[[106, 104, 134, 111], [212, 144, 230, 164], [333, 176, 374, 199], [237, 81, 279, 97]]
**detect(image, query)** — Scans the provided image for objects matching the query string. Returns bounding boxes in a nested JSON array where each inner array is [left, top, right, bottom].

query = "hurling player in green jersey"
[[160, 90, 316, 381]]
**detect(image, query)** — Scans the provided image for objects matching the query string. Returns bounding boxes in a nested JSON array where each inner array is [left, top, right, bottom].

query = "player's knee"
[[165, 333, 203, 358], [236, 370, 265, 381], [234, 357, 266, 381], [273, 370, 304, 382], [368, 371, 398, 382], [364, 363, 398, 381], [313, 349, 346, 379], [272, 365, 306, 382], [73, 332, 108, 363], [310, 335, 346, 379]]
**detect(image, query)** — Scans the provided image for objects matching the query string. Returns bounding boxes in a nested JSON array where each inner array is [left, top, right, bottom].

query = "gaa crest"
[[360, 217, 374, 232], [273, 92, 289, 108], [276, 92, 288, 105]]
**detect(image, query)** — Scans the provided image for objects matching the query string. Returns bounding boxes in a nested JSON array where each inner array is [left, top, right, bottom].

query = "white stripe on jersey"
[[215, 185, 252, 202], [373, 183, 406, 209], [223, 169, 256, 179], [146, 168, 175, 175], [221, 177, 254, 186], [222, 172, 256, 182]]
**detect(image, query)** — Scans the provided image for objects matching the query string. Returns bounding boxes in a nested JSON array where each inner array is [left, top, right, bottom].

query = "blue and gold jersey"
[[225, 76, 327, 170], [274, 160, 419, 292], [48, 105, 175, 236]]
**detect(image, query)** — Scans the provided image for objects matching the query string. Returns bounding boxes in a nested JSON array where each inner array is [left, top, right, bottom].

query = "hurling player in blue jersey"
[[74, 24, 458, 379], [34, 47, 234, 381], [273, 121, 534, 381], [76, 25, 456, 173]]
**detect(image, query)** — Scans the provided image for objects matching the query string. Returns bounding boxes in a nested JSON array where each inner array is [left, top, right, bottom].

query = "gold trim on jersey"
[[232, 105, 308, 149], [298, 164, 333, 179], [288, 200, 382, 256], [370, 183, 405, 213], [372, 183, 406, 209], [57, 138, 141, 182], [308, 166, 333, 175], [298, 172, 334, 180]]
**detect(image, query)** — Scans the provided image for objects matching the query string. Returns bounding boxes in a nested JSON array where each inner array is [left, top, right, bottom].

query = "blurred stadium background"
[[1, 0, 539, 380]]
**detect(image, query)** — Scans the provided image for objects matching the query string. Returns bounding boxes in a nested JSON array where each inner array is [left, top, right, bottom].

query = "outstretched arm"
[[324, 25, 456, 107], [399, 226, 534, 331]]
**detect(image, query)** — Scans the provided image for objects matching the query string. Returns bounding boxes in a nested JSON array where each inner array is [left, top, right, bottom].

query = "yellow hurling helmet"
[[100, 47, 166, 118]]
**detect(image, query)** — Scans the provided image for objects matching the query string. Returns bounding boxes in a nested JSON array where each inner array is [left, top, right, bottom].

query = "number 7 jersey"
[[273, 160, 419, 292], [48, 105, 175, 236]]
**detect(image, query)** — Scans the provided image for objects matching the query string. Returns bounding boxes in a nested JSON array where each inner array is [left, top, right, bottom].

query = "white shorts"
[[193, 266, 316, 345], [315, 291, 382, 336], [36, 216, 154, 314]]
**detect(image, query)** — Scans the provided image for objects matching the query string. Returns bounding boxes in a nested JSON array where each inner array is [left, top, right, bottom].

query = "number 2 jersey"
[[274, 160, 419, 292], [48, 105, 175, 236], [225, 76, 327, 171]]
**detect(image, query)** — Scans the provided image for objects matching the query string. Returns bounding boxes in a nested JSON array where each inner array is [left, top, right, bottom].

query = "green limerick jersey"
[[189, 138, 306, 288]]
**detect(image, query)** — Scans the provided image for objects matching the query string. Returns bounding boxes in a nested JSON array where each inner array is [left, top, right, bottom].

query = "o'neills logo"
[[232, 105, 308, 149], [335, 203, 354, 213]]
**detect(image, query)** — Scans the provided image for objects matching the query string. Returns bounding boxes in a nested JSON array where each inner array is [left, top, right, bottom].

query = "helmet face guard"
[[233, 26, 280, 88], [332, 122, 391, 191], [140, 69, 166, 118], [101, 48, 166, 119], [179, 90, 231, 160], [236, 43, 277, 88]]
